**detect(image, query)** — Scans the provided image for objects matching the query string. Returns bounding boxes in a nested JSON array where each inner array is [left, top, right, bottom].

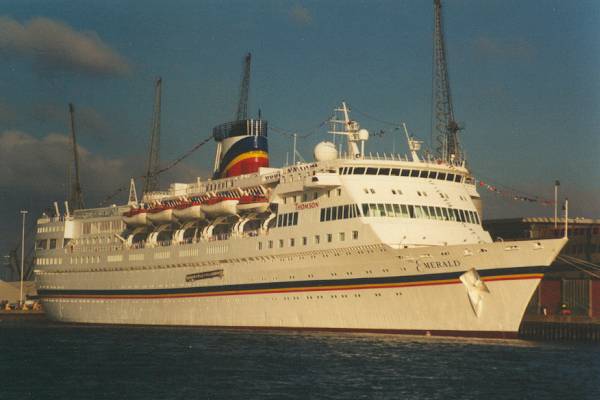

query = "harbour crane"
[[68, 103, 85, 210], [143, 77, 162, 194], [432, 0, 463, 163], [235, 53, 251, 121]]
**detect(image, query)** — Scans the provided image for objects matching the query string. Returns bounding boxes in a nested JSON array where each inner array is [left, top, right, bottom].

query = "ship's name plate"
[[296, 201, 319, 210], [185, 269, 224, 282], [416, 259, 462, 272]]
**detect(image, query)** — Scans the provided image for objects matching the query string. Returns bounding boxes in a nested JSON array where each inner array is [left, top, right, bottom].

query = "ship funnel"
[[212, 119, 269, 178]]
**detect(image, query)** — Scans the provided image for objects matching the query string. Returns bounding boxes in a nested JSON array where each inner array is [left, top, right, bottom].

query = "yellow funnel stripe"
[[223, 150, 268, 175]]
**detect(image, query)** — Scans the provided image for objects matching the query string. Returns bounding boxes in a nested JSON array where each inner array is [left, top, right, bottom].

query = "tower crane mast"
[[68, 103, 84, 210], [235, 53, 251, 121], [432, 0, 462, 163], [143, 77, 162, 194]]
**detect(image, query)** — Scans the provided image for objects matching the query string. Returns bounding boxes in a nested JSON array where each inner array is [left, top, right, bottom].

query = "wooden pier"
[[519, 315, 600, 342]]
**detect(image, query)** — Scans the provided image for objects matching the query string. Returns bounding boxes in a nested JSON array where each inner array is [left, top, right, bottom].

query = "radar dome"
[[314, 141, 338, 162], [358, 129, 369, 141]]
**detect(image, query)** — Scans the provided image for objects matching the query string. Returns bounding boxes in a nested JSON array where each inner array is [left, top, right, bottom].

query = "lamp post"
[[20, 210, 28, 308]]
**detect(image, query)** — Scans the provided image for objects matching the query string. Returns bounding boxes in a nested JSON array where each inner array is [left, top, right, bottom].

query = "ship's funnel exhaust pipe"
[[212, 119, 269, 178]]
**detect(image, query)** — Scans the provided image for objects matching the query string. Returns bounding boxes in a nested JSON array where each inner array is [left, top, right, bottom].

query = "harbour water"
[[1, 319, 598, 400]]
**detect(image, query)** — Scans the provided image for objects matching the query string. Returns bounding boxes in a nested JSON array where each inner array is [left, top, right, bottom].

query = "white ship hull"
[[36, 238, 566, 337]]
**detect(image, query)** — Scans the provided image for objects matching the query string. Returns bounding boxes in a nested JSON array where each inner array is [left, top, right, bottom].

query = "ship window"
[[370, 188, 376, 194], [414, 205, 425, 219], [455, 175, 462, 183], [339, 167, 344, 175], [362, 204, 369, 217], [347, 167, 354, 174], [422, 206, 430, 218], [366, 168, 378, 175], [408, 205, 415, 218], [49, 239, 57, 249], [420, 170, 428, 178], [293, 212, 298, 225], [313, 192, 318, 200], [327, 233, 333, 242], [459, 210, 467, 222], [378, 203, 386, 217], [428, 206, 436, 219], [35, 239, 47, 250], [435, 207, 443, 220], [277, 215, 283, 227], [401, 169, 410, 177], [302, 237, 308, 246], [326, 207, 332, 221], [279, 239, 284, 248], [393, 204, 401, 217], [385, 203, 394, 217], [337, 206, 343, 219], [391, 189, 396, 195], [287, 213, 294, 226], [452, 209, 460, 221], [391, 168, 401, 176], [283, 197, 287, 204], [339, 232, 345, 241], [440, 207, 448, 220], [258, 242, 263, 250], [343, 205, 349, 218], [337, 188, 342, 196], [410, 170, 419, 177], [446, 173, 455, 181], [428, 171, 437, 179], [474, 213, 480, 224], [438, 172, 446, 180], [268, 240, 273, 249], [303, 193, 308, 202], [378, 168, 390, 175], [353, 230, 359, 240], [315, 235, 320, 244], [320, 208, 325, 222], [290, 238, 295, 247], [353, 167, 365, 175]]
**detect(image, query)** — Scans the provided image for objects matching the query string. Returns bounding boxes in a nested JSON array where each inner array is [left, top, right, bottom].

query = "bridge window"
[[366, 168, 378, 175], [428, 171, 437, 179], [378, 168, 390, 175], [438, 172, 446, 180], [391, 168, 401, 176], [419, 170, 428, 178], [410, 170, 419, 177], [353, 167, 365, 175], [401, 169, 410, 177]]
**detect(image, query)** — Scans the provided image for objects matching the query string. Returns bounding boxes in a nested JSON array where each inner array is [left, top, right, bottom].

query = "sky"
[[0, 0, 599, 261]]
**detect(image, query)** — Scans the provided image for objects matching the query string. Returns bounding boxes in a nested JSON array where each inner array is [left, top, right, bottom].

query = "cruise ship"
[[33, 103, 566, 337]]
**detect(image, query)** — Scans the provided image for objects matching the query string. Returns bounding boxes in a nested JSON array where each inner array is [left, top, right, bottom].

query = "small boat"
[[147, 205, 177, 224], [237, 195, 269, 214], [173, 201, 206, 222], [122, 208, 149, 227], [201, 197, 239, 217]]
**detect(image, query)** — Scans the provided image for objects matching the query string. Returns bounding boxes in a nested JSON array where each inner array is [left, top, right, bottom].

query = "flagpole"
[[554, 180, 559, 228]]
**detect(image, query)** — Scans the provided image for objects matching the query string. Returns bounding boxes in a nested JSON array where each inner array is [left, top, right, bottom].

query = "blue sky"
[[0, 0, 599, 258]]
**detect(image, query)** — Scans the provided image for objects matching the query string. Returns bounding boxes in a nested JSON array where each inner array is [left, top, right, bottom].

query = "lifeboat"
[[147, 205, 177, 225], [201, 197, 239, 217], [237, 195, 269, 214], [173, 201, 206, 222], [122, 208, 149, 227]]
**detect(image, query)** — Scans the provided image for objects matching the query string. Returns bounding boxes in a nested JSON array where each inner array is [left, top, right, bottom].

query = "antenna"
[[143, 77, 162, 194], [68, 103, 84, 210], [432, 0, 462, 163], [236, 53, 251, 121]]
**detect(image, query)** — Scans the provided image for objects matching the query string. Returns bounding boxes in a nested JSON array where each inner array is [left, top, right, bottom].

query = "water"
[[1, 319, 599, 400]]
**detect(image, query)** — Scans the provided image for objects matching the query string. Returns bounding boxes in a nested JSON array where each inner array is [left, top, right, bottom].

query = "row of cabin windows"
[[320, 204, 361, 222], [258, 231, 360, 250], [339, 166, 463, 183], [361, 203, 480, 225], [276, 212, 299, 228], [284, 188, 342, 204]]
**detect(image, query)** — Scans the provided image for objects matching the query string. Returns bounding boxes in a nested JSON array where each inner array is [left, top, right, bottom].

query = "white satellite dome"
[[358, 128, 369, 141], [314, 141, 338, 162]]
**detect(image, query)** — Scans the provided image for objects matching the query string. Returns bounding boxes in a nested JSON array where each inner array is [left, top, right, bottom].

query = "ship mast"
[[432, 0, 462, 164]]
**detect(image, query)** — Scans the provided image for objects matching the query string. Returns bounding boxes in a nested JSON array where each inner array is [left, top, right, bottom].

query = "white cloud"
[[0, 16, 130, 76], [289, 5, 312, 25]]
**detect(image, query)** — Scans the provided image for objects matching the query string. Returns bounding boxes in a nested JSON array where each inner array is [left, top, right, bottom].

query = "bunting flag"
[[475, 179, 555, 206]]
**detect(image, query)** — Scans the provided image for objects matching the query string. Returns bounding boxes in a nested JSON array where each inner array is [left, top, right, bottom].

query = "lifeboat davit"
[[201, 197, 239, 217], [237, 195, 269, 214], [147, 205, 177, 225], [173, 201, 206, 222], [122, 208, 149, 227]]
